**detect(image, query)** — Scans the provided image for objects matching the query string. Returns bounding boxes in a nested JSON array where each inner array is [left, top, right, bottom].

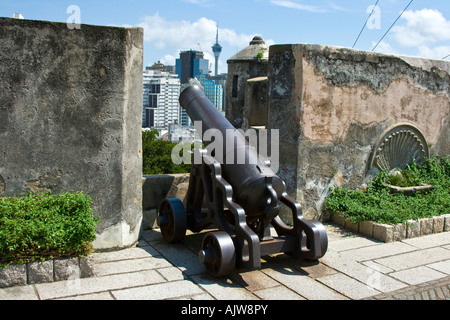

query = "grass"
[[324, 157, 450, 225], [0, 192, 98, 268]]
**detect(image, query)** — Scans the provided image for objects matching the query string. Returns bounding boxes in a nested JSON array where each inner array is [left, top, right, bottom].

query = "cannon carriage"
[[158, 84, 328, 277]]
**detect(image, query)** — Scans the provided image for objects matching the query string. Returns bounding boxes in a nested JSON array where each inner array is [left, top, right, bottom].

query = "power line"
[[353, 0, 380, 48], [372, 0, 414, 52], [443, 54, 450, 60]]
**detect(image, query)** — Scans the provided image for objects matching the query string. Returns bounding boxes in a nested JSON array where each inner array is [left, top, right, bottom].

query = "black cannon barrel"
[[180, 85, 284, 216]]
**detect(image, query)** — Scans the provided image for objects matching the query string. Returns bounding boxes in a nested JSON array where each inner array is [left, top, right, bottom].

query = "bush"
[[0, 192, 98, 268], [324, 157, 450, 225]]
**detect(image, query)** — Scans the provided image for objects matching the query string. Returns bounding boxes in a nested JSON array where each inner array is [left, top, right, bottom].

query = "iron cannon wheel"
[[199, 231, 236, 277], [158, 198, 187, 243]]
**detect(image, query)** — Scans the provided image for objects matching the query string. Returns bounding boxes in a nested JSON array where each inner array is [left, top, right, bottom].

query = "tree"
[[142, 129, 191, 175]]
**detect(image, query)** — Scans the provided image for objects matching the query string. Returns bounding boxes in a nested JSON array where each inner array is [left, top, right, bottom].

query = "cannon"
[[158, 84, 328, 277]]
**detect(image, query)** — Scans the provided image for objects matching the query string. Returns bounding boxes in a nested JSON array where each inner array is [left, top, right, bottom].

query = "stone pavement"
[[0, 223, 449, 301]]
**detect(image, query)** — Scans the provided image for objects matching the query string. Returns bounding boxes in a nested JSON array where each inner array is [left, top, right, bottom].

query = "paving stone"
[[427, 260, 450, 275], [35, 269, 165, 300], [27, 261, 53, 284], [254, 286, 306, 300], [95, 257, 172, 277], [317, 273, 380, 300], [153, 241, 206, 276], [361, 261, 394, 274], [0, 264, 27, 288], [157, 267, 186, 281], [402, 232, 450, 249], [0, 284, 38, 300], [322, 250, 408, 293], [389, 266, 447, 285], [92, 245, 160, 263], [190, 274, 259, 300], [328, 237, 379, 253], [111, 280, 204, 300], [261, 265, 347, 300], [339, 241, 416, 262], [230, 270, 279, 292], [57, 292, 114, 300], [374, 247, 450, 271]]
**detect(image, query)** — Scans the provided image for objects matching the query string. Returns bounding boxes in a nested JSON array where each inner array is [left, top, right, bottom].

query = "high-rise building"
[[175, 50, 209, 84], [198, 75, 224, 113], [211, 26, 222, 77], [142, 68, 181, 129]]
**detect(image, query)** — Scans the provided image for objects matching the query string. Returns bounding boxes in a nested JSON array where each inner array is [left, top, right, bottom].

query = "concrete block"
[[80, 256, 95, 279], [344, 219, 359, 233], [27, 261, 53, 284], [420, 218, 433, 236], [406, 220, 421, 239], [54, 258, 80, 282], [373, 223, 394, 243], [359, 221, 374, 238], [331, 212, 347, 226], [442, 214, 450, 232], [393, 223, 407, 241], [432, 216, 445, 233], [0, 264, 27, 288]]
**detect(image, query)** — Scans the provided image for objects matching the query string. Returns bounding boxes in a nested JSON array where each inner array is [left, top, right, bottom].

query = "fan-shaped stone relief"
[[368, 123, 430, 173]]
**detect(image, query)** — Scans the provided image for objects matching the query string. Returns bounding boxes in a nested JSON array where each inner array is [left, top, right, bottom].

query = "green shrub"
[[142, 129, 192, 175], [324, 157, 450, 225], [0, 192, 98, 268]]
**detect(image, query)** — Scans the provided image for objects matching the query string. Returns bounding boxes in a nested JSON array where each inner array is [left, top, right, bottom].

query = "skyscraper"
[[142, 68, 181, 129], [175, 50, 209, 84], [211, 26, 222, 76]]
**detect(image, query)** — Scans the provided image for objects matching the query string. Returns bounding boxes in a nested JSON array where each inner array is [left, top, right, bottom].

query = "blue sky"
[[1, 0, 450, 73]]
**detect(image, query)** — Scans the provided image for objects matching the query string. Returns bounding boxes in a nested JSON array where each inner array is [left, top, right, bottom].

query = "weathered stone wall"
[[142, 174, 190, 230], [267, 44, 449, 222], [0, 18, 143, 250]]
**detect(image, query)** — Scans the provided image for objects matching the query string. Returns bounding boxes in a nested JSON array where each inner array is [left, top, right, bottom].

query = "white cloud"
[[417, 45, 450, 60], [371, 40, 398, 55], [392, 9, 450, 47], [270, 0, 325, 13], [138, 13, 261, 52]]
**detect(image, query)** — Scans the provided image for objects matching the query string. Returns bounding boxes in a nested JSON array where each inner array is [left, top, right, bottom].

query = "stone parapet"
[[0, 18, 143, 251]]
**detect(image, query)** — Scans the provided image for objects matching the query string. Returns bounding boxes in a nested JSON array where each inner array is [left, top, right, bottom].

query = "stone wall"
[[142, 174, 190, 230], [267, 44, 449, 222], [0, 18, 143, 250]]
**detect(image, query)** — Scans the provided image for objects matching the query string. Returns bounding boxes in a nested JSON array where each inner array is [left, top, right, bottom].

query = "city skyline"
[[1, 0, 449, 75]]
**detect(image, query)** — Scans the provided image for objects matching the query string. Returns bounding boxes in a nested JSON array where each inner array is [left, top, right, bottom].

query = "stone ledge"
[[0, 256, 94, 289], [331, 213, 450, 243]]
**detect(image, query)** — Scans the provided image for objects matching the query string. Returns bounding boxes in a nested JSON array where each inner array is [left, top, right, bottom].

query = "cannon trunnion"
[[158, 85, 328, 277]]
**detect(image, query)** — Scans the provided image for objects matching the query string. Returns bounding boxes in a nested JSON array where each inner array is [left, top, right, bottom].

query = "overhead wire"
[[443, 54, 450, 60], [353, 0, 380, 48], [372, 0, 414, 52]]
